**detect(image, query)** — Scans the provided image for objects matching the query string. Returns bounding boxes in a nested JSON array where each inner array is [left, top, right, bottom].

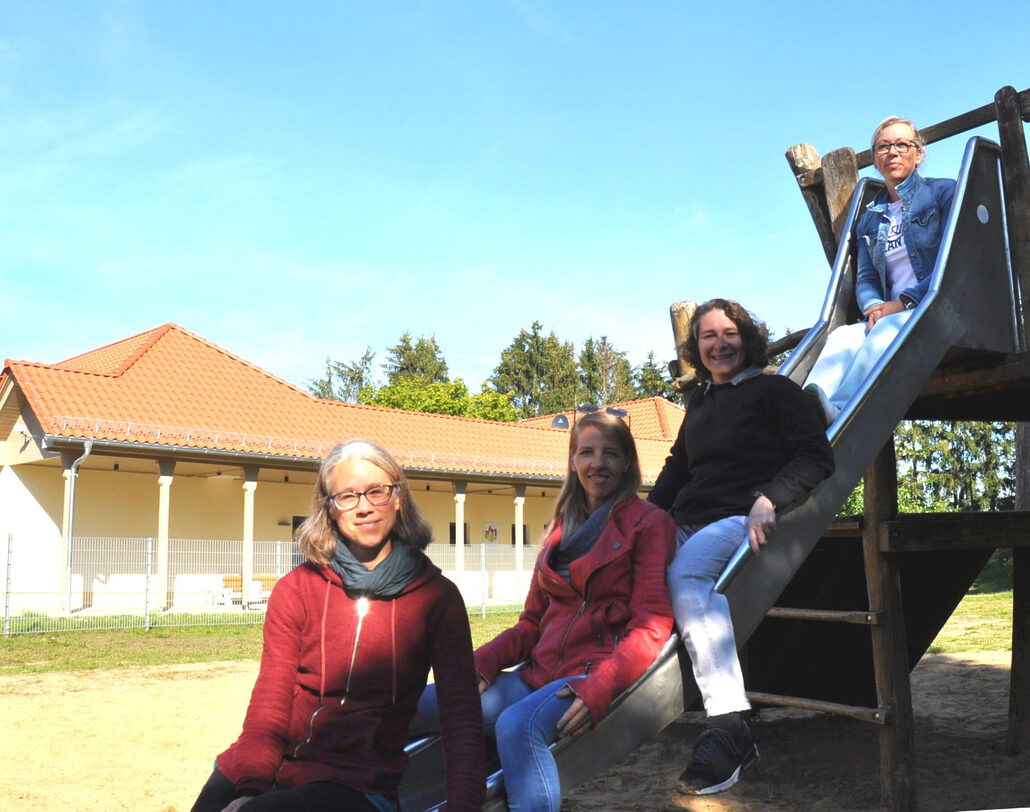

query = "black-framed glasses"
[[574, 403, 630, 428], [327, 484, 397, 511], [874, 140, 918, 155]]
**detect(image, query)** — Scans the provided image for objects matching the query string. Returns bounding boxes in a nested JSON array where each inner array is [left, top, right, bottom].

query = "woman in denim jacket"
[[805, 116, 956, 424]]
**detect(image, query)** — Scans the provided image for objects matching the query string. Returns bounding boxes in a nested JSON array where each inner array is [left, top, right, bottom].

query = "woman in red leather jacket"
[[414, 410, 676, 812]]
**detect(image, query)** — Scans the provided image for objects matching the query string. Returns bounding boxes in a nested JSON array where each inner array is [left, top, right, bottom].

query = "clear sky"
[[2, 1, 1027, 394]]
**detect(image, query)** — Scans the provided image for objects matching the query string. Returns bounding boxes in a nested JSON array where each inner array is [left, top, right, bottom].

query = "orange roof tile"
[[520, 397, 684, 442], [3, 325, 675, 482]]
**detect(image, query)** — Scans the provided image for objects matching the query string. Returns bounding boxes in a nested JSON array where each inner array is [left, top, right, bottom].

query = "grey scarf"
[[329, 538, 426, 598]]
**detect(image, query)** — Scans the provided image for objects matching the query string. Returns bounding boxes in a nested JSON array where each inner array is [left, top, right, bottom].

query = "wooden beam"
[[995, 85, 1030, 350], [863, 442, 916, 811], [1011, 423, 1030, 754], [852, 87, 1030, 169], [786, 142, 837, 265], [879, 512, 1030, 553]]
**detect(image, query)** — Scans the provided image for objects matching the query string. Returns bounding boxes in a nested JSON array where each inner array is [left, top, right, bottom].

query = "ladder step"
[[747, 691, 890, 725], [765, 606, 883, 625]]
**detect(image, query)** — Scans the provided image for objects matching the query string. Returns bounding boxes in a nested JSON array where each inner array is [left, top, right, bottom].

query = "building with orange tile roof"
[[0, 324, 682, 614]]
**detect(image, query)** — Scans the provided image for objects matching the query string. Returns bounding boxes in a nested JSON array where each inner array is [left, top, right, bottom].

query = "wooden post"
[[786, 143, 837, 265], [1011, 422, 1030, 754], [821, 146, 861, 243], [669, 300, 697, 381], [993, 86, 1030, 349], [863, 440, 916, 811]]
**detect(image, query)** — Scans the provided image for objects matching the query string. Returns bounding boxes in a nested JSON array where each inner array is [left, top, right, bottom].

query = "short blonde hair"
[[296, 439, 432, 563], [871, 116, 925, 150]]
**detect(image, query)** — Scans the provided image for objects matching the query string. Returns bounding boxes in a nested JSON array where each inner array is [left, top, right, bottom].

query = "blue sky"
[[2, 1, 1027, 395]]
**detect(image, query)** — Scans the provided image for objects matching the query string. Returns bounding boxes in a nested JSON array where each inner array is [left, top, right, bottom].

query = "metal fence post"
[[480, 543, 487, 619], [275, 539, 282, 579], [4, 533, 12, 637], [144, 536, 153, 632]]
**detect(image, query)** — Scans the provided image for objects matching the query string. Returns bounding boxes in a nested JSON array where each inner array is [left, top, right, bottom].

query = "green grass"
[[1, 593, 1011, 677], [0, 611, 523, 675], [927, 590, 1013, 653]]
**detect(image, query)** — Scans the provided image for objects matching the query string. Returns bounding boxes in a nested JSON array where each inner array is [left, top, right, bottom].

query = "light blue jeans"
[[413, 670, 583, 812], [668, 517, 751, 717], [805, 310, 912, 413]]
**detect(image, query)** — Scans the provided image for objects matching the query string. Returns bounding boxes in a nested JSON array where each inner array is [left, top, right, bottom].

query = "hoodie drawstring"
[[319, 579, 331, 701], [391, 599, 398, 704]]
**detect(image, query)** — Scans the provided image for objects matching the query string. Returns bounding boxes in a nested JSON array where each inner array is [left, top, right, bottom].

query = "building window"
[[449, 522, 470, 545], [510, 524, 529, 545]]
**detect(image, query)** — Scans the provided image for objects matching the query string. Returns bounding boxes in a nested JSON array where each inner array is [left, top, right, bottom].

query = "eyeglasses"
[[327, 484, 397, 511], [574, 404, 630, 428], [874, 140, 918, 156]]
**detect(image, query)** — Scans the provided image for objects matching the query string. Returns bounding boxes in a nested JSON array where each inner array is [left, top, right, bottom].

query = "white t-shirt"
[[884, 199, 918, 300]]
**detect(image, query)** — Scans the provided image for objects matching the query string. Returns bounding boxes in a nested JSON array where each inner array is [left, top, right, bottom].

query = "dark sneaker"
[[803, 383, 839, 428], [676, 725, 759, 795]]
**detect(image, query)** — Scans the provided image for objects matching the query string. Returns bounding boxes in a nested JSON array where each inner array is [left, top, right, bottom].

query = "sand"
[[1, 651, 1026, 811]]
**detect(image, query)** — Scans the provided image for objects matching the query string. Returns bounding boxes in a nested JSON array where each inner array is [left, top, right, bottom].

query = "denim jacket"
[[855, 170, 956, 312]]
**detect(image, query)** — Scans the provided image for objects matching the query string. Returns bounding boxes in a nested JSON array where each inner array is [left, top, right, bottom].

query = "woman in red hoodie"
[[191, 439, 486, 812], [413, 410, 676, 811]]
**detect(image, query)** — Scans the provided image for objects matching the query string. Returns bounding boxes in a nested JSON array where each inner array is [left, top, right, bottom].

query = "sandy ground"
[[1, 651, 1027, 811]]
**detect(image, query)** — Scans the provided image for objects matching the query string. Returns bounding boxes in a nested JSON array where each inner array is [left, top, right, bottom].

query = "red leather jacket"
[[474, 497, 676, 723], [214, 558, 485, 810]]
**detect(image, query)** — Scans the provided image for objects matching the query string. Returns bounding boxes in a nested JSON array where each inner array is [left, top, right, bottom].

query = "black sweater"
[[648, 371, 834, 527]]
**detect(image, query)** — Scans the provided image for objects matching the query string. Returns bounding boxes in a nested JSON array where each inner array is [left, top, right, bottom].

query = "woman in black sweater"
[[649, 298, 833, 797]]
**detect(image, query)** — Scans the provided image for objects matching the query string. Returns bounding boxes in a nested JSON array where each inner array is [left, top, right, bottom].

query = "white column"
[[157, 459, 175, 610], [453, 482, 467, 579], [513, 485, 526, 586], [59, 452, 77, 612], [242, 466, 258, 609]]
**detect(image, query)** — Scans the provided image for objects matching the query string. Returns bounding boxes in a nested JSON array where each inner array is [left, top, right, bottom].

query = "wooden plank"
[[863, 443, 916, 811], [879, 512, 1030, 553]]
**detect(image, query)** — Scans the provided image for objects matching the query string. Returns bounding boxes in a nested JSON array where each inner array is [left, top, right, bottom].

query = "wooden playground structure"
[[757, 84, 1030, 811], [399, 85, 1029, 811]]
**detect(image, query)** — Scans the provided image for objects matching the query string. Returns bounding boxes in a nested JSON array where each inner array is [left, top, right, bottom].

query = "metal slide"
[[398, 137, 1021, 811]]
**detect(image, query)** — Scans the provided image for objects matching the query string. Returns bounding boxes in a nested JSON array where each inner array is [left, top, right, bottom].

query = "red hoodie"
[[474, 497, 676, 723], [214, 557, 486, 810]]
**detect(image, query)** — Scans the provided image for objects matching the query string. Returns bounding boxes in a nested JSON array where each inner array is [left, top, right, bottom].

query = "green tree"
[[360, 377, 517, 421], [835, 421, 1015, 516], [307, 347, 376, 403], [580, 336, 634, 405], [895, 420, 1014, 511], [384, 333, 449, 384], [634, 351, 675, 400], [489, 321, 578, 418]]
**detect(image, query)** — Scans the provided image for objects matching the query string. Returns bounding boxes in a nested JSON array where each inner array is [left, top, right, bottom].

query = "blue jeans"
[[667, 518, 751, 717], [413, 670, 582, 812]]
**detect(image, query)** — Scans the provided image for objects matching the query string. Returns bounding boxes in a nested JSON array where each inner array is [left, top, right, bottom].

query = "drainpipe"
[[65, 439, 93, 612]]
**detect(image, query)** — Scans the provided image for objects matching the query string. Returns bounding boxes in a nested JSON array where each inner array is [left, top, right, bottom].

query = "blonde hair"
[[296, 439, 432, 563], [871, 116, 925, 150], [545, 411, 642, 540]]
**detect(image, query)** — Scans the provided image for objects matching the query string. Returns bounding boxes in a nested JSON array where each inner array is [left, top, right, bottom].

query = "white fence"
[[1, 533, 538, 635]]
